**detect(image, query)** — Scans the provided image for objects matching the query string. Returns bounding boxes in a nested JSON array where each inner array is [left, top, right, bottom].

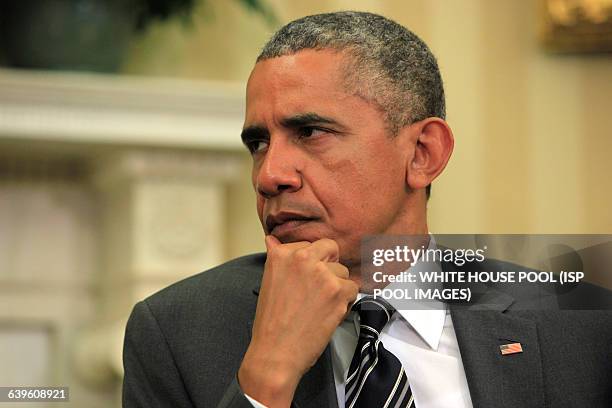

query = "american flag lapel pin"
[[499, 342, 523, 355]]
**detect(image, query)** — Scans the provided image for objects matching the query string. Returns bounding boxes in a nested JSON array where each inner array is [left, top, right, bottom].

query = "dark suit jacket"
[[122, 253, 612, 408]]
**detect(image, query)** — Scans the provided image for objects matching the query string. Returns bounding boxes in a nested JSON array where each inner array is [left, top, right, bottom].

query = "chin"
[[271, 223, 327, 244], [273, 231, 321, 244]]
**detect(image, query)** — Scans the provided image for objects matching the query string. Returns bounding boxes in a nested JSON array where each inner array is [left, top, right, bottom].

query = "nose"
[[255, 136, 302, 198]]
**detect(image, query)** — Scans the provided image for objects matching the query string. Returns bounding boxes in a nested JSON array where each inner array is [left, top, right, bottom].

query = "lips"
[[265, 212, 316, 235]]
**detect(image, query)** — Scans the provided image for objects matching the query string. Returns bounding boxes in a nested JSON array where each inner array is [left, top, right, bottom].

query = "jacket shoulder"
[[143, 253, 266, 319], [124, 253, 267, 407]]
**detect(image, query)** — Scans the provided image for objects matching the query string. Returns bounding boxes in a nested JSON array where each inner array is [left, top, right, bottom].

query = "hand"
[[238, 235, 358, 408]]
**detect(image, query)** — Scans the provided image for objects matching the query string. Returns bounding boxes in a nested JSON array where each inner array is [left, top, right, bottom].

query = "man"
[[123, 11, 611, 408]]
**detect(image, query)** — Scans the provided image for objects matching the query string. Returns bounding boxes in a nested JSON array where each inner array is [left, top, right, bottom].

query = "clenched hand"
[[238, 235, 358, 407]]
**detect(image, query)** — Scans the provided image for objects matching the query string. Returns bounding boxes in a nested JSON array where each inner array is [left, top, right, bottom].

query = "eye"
[[296, 126, 329, 139], [247, 140, 268, 154]]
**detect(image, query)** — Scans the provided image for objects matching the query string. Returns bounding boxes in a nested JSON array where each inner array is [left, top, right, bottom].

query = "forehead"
[[245, 50, 355, 121], [248, 49, 348, 90]]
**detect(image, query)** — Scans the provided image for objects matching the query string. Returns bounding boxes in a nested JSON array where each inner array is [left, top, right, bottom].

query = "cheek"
[[324, 156, 406, 225], [253, 182, 264, 222], [251, 161, 259, 187], [318, 160, 376, 222], [251, 164, 262, 212], [330, 154, 403, 196], [256, 197, 264, 219]]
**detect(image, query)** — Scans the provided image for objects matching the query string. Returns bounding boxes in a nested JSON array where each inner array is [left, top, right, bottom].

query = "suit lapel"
[[450, 291, 545, 408]]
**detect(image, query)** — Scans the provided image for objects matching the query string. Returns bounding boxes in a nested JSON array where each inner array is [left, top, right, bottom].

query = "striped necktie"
[[345, 296, 414, 408]]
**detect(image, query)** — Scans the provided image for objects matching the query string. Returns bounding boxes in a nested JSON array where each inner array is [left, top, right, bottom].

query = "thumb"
[[265, 235, 281, 252]]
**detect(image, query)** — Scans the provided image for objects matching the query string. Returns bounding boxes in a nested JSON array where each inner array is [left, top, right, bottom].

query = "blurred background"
[[0, 0, 610, 406]]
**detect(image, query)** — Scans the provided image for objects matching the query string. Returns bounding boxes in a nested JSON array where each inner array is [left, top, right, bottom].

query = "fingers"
[[264, 235, 281, 251], [325, 263, 358, 306], [312, 238, 340, 262], [326, 262, 349, 280], [342, 278, 359, 304], [265, 235, 354, 302], [266, 236, 340, 264], [265, 235, 310, 256], [296, 238, 339, 263]]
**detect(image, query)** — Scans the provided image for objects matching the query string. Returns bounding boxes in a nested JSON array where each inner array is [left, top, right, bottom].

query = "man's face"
[[243, 49, 415, 266]]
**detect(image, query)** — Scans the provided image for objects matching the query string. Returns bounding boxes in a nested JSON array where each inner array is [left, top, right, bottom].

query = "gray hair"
[[257, 11, 446, 135]]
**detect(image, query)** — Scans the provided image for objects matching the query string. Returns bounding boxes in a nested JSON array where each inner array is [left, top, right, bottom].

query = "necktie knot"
[[346, 296, 414, 407], [352, 296, 395, 337]]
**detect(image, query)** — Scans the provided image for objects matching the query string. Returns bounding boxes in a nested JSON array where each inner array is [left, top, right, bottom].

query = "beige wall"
[[124, 0, 612, 244]]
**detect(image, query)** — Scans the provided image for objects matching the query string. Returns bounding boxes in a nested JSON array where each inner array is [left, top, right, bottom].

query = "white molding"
[[0, 69, 251, 399], [0, 69, 247, 150]]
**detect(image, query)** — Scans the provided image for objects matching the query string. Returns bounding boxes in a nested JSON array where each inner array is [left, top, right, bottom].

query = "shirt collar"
[[353, 234, 446, 350], [393, 306, 446, 350], [353, 293, 446, 351]]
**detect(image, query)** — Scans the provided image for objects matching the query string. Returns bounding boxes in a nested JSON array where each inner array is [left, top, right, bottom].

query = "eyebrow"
[[280, 112, 339, 128], [240, 125, 268, 147], [241, 112, 341, 147]]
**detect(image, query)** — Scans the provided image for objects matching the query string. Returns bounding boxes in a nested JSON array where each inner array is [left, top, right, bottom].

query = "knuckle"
[[314, 261, 327, 275], [267, 244, 285, 260], [321, 238, 339, 252], [265, 245, 277, 258], [325, 279, 342, 297], [293, 247, 311, 263]]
